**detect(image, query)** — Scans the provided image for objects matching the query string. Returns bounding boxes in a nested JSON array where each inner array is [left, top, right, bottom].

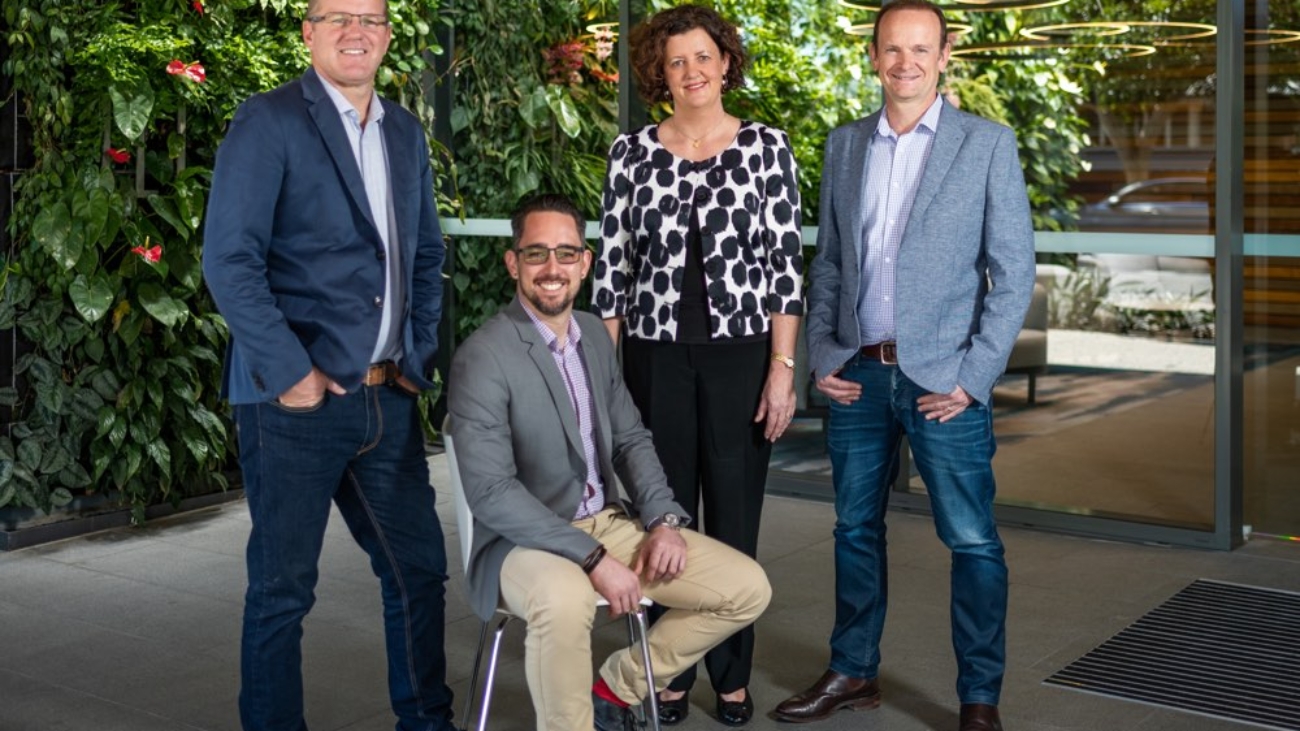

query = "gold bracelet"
[[771, 353, 795, 369]]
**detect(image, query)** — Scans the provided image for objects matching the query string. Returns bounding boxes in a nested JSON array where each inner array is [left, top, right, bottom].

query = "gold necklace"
[[673, 115, 729, 149]]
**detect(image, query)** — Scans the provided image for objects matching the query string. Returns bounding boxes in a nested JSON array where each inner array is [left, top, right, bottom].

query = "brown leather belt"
[[860, 341, 898, 365], [363, 361, 402, 387]]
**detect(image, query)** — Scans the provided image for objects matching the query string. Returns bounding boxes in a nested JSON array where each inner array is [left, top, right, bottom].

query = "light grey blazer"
[[447, 298, 685, 621], [805, 101, 1036, 405]]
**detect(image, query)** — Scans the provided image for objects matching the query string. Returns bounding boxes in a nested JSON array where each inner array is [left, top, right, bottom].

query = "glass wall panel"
[[1242, 1, 1300, 539]]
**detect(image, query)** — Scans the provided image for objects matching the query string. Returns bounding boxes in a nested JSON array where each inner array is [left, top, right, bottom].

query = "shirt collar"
[[318, 76, 385, 126], [875, 94, 944, 140], [520, 297, 582, 352]]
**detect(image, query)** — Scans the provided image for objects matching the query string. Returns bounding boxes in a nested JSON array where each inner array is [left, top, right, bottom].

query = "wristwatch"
[[649, 512, 683, 531], [771, 353, 795, 369]]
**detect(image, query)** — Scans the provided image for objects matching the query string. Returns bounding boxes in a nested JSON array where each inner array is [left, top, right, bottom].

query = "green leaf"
[[549, 94, 583, 139], [519, 88, 549, 129], [91, 369, 122, 401], [109, 81, 155, 141], [69, 273, 115, 324], [16, 438, 41, 468], [69, 387, 104, 423], [136, 282, 188, 327], [58, 462, 91, 489], [147, 193, 188, 237], [50, 487, 73, 508], [189, 404, 227, 440], [32, 201, 80, 270], [36, 380, 67, 415], [181, 428, 211, 464], [0, 480, 14, 509], [0, 387, 17, 407], [450, 106, 471, 134], [96, 406, 117, 438], [146, 438, 172, 482], [39, 441, 69, 474], [72, 185, 111, 250], [107, 413, 129, 449]]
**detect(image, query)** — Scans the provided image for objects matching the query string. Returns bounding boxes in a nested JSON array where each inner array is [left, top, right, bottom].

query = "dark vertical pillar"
[[1214, 0, 1245, 548], [619, 0, 648, 132], [427, 4, 457, 436]]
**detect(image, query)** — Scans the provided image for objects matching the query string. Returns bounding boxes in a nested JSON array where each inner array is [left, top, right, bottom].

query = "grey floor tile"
[[5, 489, 1296, 731]]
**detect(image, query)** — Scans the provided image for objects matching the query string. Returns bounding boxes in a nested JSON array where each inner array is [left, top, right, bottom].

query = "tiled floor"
[[2, 453, 1297, 731]]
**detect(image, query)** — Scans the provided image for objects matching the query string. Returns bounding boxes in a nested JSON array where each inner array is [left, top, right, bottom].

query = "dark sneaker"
[[593, 691, 636, 731]]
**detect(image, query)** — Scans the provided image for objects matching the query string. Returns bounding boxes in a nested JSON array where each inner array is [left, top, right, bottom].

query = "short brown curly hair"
[[628, 4, 747, 105]]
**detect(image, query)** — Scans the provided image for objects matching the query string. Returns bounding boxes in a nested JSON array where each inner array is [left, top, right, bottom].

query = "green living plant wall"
[[0, 0, 447, 521]]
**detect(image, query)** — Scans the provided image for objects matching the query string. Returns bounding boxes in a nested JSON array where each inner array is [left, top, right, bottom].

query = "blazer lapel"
[[907, 102, 966, 227], [381, 100, 417, 266], [508, 301, 585, 460], [301, 68, 379, 236], [845, 112, 880, 266]]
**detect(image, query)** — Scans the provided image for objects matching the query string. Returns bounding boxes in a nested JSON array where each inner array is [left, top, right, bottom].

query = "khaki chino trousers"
[[498, 508, 771, 731]]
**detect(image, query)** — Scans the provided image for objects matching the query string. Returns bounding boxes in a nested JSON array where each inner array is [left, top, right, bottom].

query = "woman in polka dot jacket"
[[593, 5, 803, 727]]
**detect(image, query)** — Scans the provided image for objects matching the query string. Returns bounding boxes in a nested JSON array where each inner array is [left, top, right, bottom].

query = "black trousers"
[[622, 336, 773, 695]]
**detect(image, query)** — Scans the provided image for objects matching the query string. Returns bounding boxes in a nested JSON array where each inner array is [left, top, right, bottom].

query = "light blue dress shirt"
[[319, 79, 405, 364], [858, 95, 944, 346]]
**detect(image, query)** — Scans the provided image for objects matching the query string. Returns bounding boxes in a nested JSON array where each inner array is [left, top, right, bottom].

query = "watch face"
[[663, 513, 681, 528]]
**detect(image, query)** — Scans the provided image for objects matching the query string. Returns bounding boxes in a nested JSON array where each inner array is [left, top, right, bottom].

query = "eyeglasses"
[[306, 12, 391, 30], [514, 245, 585, 265]]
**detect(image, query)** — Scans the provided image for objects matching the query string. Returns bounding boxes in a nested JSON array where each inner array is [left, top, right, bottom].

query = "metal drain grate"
[[1045, 579, 1300, 731]]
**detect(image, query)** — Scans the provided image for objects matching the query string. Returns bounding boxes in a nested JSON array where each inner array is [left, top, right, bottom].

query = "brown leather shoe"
[[771, 669, 881, 723], [959, 703, 1003, 731]]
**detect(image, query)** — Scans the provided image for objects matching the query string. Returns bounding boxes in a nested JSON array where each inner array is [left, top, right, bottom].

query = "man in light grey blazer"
[[772, 3, 1034, 730], [448, 194, 771, 731]]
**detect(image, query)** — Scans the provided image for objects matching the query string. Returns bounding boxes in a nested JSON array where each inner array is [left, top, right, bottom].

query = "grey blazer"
[[447, 299, 685, 620], [805, 101, 1036, 405]]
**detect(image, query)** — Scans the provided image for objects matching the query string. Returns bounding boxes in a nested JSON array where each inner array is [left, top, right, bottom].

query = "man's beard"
[[526, 281, 574, 318]]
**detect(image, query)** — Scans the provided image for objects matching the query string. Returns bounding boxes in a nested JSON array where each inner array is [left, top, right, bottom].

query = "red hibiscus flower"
[[131, 244, 163, 264], [167, 60, 206, 83], [106, 148, 131, 164], [192, 0, 204, 14]]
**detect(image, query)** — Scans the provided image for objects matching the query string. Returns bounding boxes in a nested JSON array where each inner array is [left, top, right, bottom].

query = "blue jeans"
[[235, 385, 453, 731], [826, 355, 1007, 705]]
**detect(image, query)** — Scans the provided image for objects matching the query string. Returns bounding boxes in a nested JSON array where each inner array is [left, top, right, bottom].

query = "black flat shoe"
[[657, 692, 690, 726], [716, 690, 754, 727]]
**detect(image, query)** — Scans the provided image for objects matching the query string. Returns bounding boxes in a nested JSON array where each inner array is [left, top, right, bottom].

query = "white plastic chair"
[[442, 417, 662, 731]]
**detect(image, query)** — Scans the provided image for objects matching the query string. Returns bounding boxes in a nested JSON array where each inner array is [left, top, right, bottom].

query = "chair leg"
[[462, 615, 511, 731], [628, 609, 662, 731], [1027, 372, 1037, 405], [461, 621, 491, 730]]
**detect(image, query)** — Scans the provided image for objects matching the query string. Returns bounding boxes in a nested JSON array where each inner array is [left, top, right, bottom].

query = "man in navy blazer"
[[773, 2, 1034, 730], [202, 1, 453, 729]]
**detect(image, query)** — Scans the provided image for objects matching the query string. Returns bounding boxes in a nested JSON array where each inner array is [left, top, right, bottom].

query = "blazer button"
[[374, 296, 383, 307]]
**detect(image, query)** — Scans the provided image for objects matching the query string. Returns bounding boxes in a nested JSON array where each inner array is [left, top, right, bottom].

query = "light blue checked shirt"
[[319, 79, 404, 364], [857, 95, 944, 346], [522, 301, 606, 521]]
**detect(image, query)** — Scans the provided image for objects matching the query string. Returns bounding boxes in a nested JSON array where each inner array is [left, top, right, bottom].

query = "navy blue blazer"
[[202, 68, 445, 404]]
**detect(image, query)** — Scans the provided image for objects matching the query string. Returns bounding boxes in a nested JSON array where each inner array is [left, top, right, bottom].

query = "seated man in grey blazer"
[[448, 193, 772, 731]]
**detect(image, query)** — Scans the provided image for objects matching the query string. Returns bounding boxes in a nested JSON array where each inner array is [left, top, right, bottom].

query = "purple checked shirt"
[[857, 95, 944, 346], [523, 301, 606, 521]]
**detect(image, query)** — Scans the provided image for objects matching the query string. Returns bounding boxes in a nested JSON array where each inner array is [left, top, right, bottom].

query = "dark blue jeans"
[[235, 385, 453, 731], [826, 355, 1007, 705]]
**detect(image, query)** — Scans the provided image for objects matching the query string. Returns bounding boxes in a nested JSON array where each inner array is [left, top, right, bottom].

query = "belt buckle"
[[880, 342, 897, 365]]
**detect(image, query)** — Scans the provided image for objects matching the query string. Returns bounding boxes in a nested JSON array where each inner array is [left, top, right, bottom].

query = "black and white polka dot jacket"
[[593, 121, 804, 341]]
